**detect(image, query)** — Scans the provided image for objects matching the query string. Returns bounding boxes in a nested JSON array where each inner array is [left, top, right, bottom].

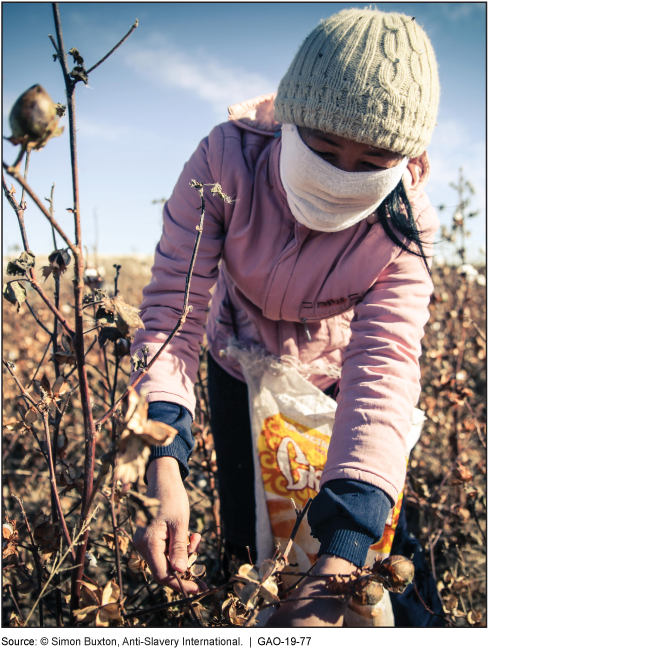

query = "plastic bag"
[[225, 343, 425, 626]]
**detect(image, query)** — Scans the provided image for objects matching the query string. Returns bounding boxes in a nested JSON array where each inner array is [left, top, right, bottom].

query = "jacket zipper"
[[301, 318, 311, 342]]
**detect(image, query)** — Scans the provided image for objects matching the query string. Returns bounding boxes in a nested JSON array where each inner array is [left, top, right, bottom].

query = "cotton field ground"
[[2, 255, 486, 627]]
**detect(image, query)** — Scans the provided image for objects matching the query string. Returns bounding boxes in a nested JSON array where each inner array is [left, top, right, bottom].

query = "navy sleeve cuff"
[[308, 479, 393, 567], [146, 401, 194, 481]]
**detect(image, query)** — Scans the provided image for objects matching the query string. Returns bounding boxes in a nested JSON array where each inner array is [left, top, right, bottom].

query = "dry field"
[[2, 254, 486, 627]]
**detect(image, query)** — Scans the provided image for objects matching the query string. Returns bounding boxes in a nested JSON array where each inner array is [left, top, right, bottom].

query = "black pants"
[[207, 352, 258, 561]]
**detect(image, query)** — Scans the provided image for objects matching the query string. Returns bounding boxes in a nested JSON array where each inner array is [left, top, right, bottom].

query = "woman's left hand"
[[265, 554, 355, 627]]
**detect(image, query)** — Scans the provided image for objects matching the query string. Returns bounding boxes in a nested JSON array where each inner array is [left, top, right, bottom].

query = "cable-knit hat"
[[274, 8, 440, 159]]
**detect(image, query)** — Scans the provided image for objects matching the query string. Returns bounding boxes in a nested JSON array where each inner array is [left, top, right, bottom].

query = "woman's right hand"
[[133, 456, 207, 594]]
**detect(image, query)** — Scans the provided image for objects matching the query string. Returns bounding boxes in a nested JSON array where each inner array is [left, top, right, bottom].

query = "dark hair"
[[377, 180, 430, 260]]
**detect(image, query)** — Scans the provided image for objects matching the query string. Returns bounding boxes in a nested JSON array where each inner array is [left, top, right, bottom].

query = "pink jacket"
[[131, 94, 439, 503]]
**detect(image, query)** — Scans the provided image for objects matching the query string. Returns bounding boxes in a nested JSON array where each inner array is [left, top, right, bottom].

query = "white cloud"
[[124, 40, 274, 115], [440, 3, 486, 22], [74, 116, 162, 144]]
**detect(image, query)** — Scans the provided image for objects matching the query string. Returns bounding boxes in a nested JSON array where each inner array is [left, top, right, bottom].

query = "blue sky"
[[2, 2, 485, 260]]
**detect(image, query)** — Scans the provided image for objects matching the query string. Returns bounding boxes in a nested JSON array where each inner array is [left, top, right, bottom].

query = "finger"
[[159, 574, 205, 595], [140, 528, 175, 585], [188, 532, 201, 555], [168, 522, 190, 573]]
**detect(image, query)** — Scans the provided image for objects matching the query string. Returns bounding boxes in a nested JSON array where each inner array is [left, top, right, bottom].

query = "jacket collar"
[[228, 93, 281, 136]]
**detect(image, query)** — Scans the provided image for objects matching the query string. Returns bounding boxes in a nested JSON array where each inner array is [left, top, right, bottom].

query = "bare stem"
[[27, 269, 76, 338], [11, 494, 45, 625], [25, 300, 54, 336], [2, 164, 77, 254], [2, 171, 30, 251], [86, 19, 138, 74], [123, 583, 232, 621], [40, 413, 75, 559], [51, 2, 96, 620], [95, 182, 208, 429]]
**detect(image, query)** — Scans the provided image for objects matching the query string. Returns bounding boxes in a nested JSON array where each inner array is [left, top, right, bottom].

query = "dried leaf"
[[70, 66, 89, 85], [42, 249, 71, 281], [3, 281, 27, 311], [79, 581, 101, 608], [68, 48, 84, 65], [102, 579, 121, 606], [113, 295, 144, 337], [73, 605, 99, 624], [127, 551, 152, 578], [258, 577, 279, 604], [467, 609, 482, 625], [103, 533, 129, 555], [96, 602, 122, 627], [114, 435, 149, 487], [442, 595, 458, 613], [52, 375, 68, 396], [234, 581, 260, 610], [451, 463, 473, 485], [6, 251, 35, 277], [40, 374, 52, 396], [24, 408, 38, 426], [97, 296, 144, 340]]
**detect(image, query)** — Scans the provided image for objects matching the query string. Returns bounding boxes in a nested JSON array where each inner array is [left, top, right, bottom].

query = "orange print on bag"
[[258, 413, 328, 508]]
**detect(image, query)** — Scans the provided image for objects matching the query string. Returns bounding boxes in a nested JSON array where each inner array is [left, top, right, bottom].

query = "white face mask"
[[279, 123, 409, 233]]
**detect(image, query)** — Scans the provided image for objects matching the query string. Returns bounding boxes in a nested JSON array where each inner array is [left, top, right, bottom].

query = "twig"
[[3, 359, 39, 409], [113, 264, 121, 296], [428, 516, 450, 583], [257, 594, 346, 611], [412, 582, 452, 626], [25, 300, 54, 336], [2, 163, 77, 254], [277, 561, 318, 597], [167, 557, 202, 627], [28, 339, 52, 389], [24, 507, 99, 626], [95, 180, 209, 428], [86, 19, 138, 74], [27, 268, 76, 338], [464, 400, 486, 448], [469, 318, 486, 342], [2, 170, 74, 337], [19, 150, 31, 208], [2, 171, 30, 251], [51, 4, 99, 618], [12, 494, 45, 626], [5, 584, 25, 625], [40, 412, 75, 559], [280, 498, 312, 564], [123, 583, 231, 620]]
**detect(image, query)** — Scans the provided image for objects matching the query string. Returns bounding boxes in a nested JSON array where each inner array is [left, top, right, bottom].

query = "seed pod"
[[189, 564, 206, 578], [379, 555, 415, 593], [8, 85, 62, 145], [352, 576, 385, 606], [5, 85, 65, 171], [115, 338, 131, 358]]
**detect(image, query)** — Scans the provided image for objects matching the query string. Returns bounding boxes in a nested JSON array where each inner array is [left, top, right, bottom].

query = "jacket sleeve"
[[319, 214, 435, 505], [130, 127, 228, 413]]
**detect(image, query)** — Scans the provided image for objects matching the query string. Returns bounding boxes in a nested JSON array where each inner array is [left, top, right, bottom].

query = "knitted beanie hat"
[[274, 7, 440, 159]]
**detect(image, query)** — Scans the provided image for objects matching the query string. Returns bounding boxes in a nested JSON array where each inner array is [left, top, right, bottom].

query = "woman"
[[132, 7, 440, 626]]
